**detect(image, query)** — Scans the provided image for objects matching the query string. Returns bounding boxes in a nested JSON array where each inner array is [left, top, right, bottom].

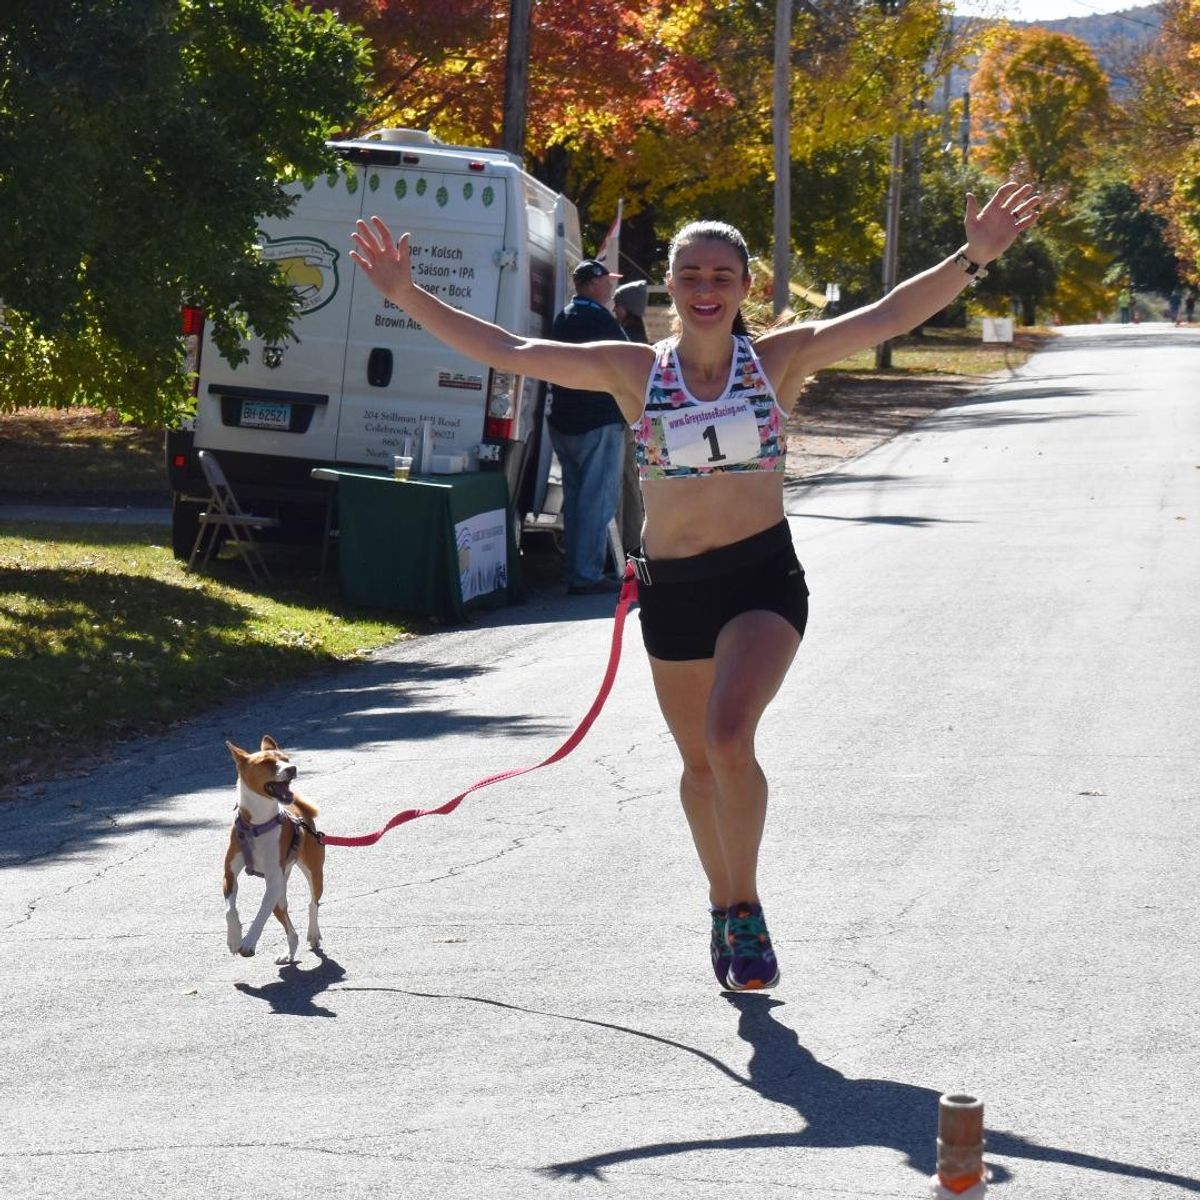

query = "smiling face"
[[667, 233, 752, 335]]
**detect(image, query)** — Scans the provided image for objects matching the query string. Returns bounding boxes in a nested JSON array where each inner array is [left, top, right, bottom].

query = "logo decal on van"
[[258, 235, 340, 315]]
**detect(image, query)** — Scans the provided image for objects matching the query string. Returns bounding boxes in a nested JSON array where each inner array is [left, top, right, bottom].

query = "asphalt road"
[[2, 324, 1197, 1199]]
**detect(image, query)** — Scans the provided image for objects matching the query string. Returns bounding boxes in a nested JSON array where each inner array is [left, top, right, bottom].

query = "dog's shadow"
[[234, 949, 346, 1017]]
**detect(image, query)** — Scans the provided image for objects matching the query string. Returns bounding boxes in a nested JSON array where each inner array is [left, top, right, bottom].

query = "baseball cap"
[[573, 258, 622, 282]]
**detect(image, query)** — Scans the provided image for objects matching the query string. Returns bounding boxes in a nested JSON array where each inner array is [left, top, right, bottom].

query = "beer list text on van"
[[363, 238, 482, 462], [374, 240, 476, 332]]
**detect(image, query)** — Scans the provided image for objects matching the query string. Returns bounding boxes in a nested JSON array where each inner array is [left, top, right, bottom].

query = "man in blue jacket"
[[548, 259, 628, 595]]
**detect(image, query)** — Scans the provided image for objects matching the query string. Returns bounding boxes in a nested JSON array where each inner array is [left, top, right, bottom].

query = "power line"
[[1056, 0, 1163, 32]]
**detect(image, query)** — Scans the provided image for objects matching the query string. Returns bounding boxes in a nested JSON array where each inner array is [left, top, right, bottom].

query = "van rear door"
[[336, 162, 508, 468], [194, 166, 365, 463]]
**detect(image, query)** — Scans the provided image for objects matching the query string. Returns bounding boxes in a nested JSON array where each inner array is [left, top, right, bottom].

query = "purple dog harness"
[[234, 811, 304, 878]]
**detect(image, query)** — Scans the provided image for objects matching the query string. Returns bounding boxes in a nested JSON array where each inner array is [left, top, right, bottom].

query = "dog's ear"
[[261, 735, 280, 752], [226, 741, 249, 765]]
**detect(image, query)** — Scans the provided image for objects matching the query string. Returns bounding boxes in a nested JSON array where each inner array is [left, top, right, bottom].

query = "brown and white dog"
[[223, 735, 324, 962]]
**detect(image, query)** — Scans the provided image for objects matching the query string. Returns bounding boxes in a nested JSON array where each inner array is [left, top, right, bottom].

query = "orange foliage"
[[1127, 0, 1200, 273], [970, 25, 1110, 192], [324, 0, 731, 154]]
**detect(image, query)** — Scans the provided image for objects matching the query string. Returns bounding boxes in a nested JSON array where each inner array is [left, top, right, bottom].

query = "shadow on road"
[[926, 403, 1124, 429], [786, 510, 975, 528], [1, 655, 570, 868], [234, 949, 346, 1017], [538, 993, 1200, 1191], [384, 990, 1199, 1192]]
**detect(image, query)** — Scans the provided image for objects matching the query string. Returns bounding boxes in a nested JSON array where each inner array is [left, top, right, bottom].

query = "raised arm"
[[350, 217, 652, 421], [758, 181, 1041, 402]]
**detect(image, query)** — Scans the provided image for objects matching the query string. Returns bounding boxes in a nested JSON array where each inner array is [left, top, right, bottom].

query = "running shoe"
[[724, 901, 780, 991], [710, 907, 731, 985]]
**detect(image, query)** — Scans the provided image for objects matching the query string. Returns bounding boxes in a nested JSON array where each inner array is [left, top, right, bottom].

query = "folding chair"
[[187, 450, 280, 583]]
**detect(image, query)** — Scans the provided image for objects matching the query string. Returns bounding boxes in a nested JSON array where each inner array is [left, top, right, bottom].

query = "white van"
[[166, 129, 581, 556]]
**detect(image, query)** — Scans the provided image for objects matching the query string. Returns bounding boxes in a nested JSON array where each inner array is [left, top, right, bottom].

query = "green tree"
[[0, 0, 370, 425], [896, 149, 993, 329], [973, 231, 1057, 326], [1084, 173, 1180, 294]]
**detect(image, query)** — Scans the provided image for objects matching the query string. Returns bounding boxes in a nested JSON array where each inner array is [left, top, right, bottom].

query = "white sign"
[[456, 508, 508, 602], [982, 317, 1014, 343]]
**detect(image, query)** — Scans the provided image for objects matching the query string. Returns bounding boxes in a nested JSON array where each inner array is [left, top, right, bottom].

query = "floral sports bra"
[[632, 336, 788, 481]]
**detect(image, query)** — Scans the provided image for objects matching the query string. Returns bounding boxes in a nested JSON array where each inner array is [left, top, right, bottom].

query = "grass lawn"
[[0, 407, 167, 496], [0, 522, 417, 795], [822, 325, 1054, 377]]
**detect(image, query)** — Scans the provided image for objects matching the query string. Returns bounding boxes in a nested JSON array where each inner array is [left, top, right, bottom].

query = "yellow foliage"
[[971, 26, 1109, 191], [1127, 0, 1200, 274]]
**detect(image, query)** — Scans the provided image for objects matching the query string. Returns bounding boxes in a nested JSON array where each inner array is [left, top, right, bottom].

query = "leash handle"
[[322, 564, 639, 848]]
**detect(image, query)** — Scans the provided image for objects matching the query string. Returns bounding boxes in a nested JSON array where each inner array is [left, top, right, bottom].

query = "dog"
[[223, 735, 324, 963]]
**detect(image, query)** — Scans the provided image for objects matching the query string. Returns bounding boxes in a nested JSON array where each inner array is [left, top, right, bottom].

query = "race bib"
[[660, 398, 761, 470]]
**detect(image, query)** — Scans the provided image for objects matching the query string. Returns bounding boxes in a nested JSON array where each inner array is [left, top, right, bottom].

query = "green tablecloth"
[[324, 468, 522, 622]]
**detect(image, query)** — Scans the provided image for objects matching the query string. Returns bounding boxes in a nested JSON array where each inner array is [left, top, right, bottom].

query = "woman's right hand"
[[349, 216, 414, 303]]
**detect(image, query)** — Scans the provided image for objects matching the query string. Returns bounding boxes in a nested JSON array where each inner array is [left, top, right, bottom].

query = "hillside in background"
[[947, 4, 1163, 99]]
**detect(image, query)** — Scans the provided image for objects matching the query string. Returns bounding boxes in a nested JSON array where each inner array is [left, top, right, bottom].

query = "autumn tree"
[[969, 26, 1114, 322], [0, 0, 369, 424], [971, 26, 1110, 192], [329, 0, 976, 283], [324, 0, 730, 203], [1125, 0, 1200, 275], [635, 0, 970, 269]]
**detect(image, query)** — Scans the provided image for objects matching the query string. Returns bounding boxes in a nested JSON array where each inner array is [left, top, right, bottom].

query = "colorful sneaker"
[[724, 901, 780, 991], [710, 907, 731, 985]]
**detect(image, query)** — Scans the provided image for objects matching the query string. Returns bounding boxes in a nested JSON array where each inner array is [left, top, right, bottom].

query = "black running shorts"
[[632, 520, 809, 661]]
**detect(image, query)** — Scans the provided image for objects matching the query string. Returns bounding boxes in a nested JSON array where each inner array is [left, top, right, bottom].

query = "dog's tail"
[[290, 796, 320, 822]]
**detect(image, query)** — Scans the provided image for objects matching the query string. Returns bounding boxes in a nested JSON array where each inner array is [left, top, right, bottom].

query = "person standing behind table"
[[613, 280, 649, 556], [547, 259, 628, 595]]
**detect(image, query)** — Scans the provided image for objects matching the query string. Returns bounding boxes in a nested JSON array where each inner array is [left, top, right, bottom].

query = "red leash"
[[321, 564, 639, 848]]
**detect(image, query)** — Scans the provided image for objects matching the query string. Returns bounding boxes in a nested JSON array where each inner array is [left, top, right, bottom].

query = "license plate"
[[241, 400, 291, 430]]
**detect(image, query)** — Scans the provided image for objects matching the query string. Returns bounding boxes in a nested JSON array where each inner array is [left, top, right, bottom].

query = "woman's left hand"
[[964, 181, 1042, 265]]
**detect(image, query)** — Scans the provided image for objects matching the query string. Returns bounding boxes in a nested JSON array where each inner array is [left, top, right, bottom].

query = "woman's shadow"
[[545, 993, 1199, 1191]]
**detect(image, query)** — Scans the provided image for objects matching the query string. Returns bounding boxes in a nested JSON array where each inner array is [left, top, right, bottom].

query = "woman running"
[[350, 181, 1040, 991]]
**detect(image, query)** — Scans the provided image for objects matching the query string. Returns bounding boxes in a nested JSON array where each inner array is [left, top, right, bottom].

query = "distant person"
[[614, 280, 649, 343], [1118, 285, 1132, 325], [1168, 289, 1182, 324], [546, 259, 627, 595], [1187, 290, 1196, 324], [613, 280, 649, 555]]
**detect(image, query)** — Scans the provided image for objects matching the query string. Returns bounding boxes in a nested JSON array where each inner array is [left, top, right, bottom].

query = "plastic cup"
[[393, 455, 413, 481]]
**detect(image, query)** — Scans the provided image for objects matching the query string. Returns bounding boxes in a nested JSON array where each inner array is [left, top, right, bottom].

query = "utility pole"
[[960, 89, 971, 164], [875, 0, 905, 369], [875, 131, 904, 369], [773, 0, 792, 317], [501, 0, 532, 160]]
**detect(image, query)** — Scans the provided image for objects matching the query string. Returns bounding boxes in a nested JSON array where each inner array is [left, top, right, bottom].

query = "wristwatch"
[[954, 251, 988, 281]]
